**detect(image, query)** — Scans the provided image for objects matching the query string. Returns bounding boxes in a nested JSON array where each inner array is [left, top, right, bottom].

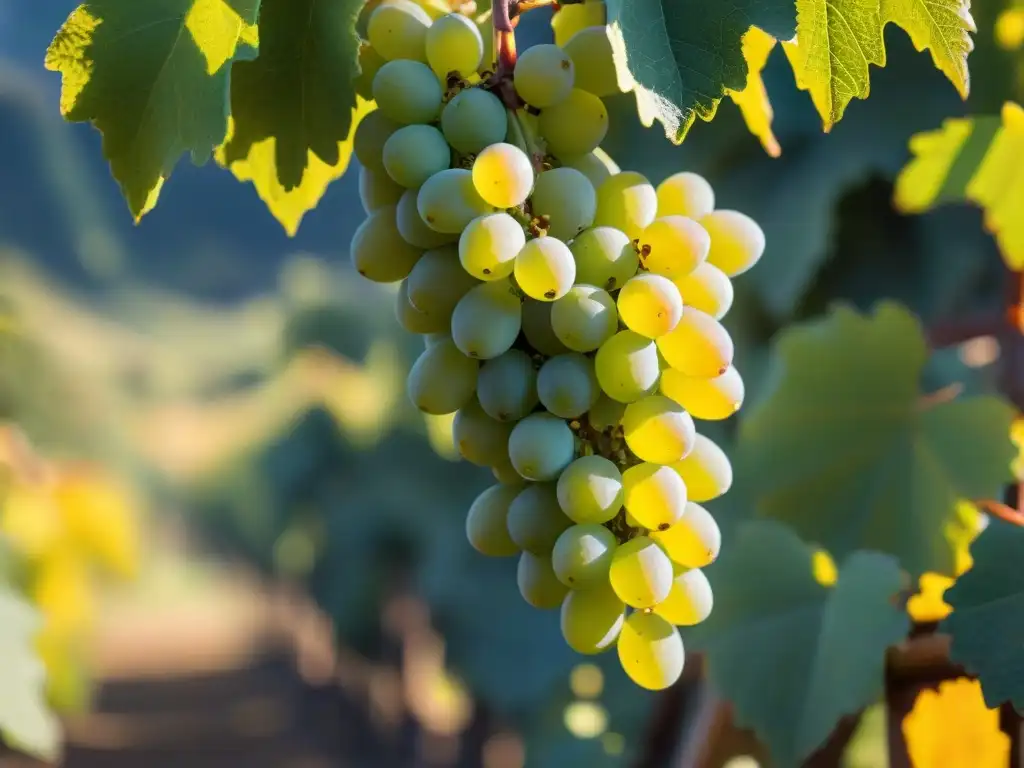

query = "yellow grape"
[[616, 273, 683, 339], [514, 43, 575, 108], [608, 536, 674, 608], [539, 89, 609, 157], [552, 2, 606, 47], [560, 582, 626, 654], [656, 171, 715, 219], [594, 330, 660, 403], [654, 567, 713, 625], [656, 307, 734, 378], [660, 366, 744, 421], [638, 216, 710, 278], [651, 502, 721, 567], [700, 210, 766, 277], [594, 171, 657, 239], [670, 435, 732, 502], [617, 612, 684, 691], [472, 143, 534, 208], [622, 463, 687, 530], [562, 27, 621, 97], [622, 395, 696, 464], [515, 236, 577, 301], [672, 262, 734, 320]]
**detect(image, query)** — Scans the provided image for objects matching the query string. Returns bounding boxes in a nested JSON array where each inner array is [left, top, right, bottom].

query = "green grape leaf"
[[693, 520, 909, 768], [736, 302, 1015, 578], [44, 0, 260, 220], [942, 518, 1024, 711], [218, 0, 367, 236], [0, 589, 60, 760]]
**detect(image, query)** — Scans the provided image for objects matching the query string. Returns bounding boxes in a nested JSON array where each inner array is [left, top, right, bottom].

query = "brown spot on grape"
[[658, 523, 670, 531], [544, 290, 556, 299], [718, 366, 727, 375], [561, 59, 571, 70], [640, 244, 652, 258], [483, 268, 491, 275]]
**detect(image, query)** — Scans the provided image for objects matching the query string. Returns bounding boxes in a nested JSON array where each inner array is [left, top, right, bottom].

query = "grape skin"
[[407, 245, 479, 319], [372, 59, 443, 125], [366, 0, 432, 62], [608, 536, 674, 608], [588, 395, 626, 431], [562, 149, 619, 190], [417, 169, 493, 234], [459, 213, 525, 280], [656, 307, 734, 378], [406, 337, 478, 415], [594, 172, 657, 240], [350, 205, 423, 283], [518, 551, 569, 609], [425, 13, 483, 78], [353, 111, 401, 173], [477, 349, 539, 422], [383, 125, 451, 189], [441, 88, 508, 154], [466, 484, 521, 557], [672, 262, 734, 319], [671, 435, 732, 502], [622, 395, 696, 464], [660, 365, 744, 421], [656, 171, 715, 219], [396, 279, 447, 333], [550, 284, 618, 352], [539, 89, 609, 157], [508, 412, 576, 481], [560, 583, 625, 654], [530, 167, 597, 241], [396, 189, 457, 248], [552, 524, 617, 588], [651, 502, 722, 567], [617, 273, 684, 339], [562, 27, 620, 97], [472, 143, 534, 208], [700, 210, 766, 276], [451, 280, 522, 359], [507, 483, 573, 554], [594, 330, 660, 403], [514, 43, 575, 107], [521, 299, 571, 356], [654, 567, 714, 626], [359, 167, 404, 213], [537, 353, 600, 419], [622, 463, 687, 530], [453, 398, 515, 466], [556, 455, 623, 525], [515, 236, 577, 301], [571, 227, 638, 291], [617, 612, 684, 690], [638, 216, 711, 278]]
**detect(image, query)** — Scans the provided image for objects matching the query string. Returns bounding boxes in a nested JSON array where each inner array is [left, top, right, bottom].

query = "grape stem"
[[507, 108, 546, 172], [491, 0, 517, 73]]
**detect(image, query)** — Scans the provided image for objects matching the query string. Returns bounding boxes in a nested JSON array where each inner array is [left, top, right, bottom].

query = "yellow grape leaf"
[[30, 548, 96, 640], [907, 500, 982, 622], [811, 549, 838, 586], [903, 678, 1009, 768], [783, 0, 974, 130], [726, 27, 781, 158], [2, 483, 63, 561], [894, 102, 1024, 270], [552, 1, 607, 47]]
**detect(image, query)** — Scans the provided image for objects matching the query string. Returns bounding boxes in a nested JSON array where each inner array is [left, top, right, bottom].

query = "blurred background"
[[0, 1, 1019, 766]]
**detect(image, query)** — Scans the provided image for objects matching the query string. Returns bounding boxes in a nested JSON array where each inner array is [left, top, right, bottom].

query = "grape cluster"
[[351, 0, 764, 691]]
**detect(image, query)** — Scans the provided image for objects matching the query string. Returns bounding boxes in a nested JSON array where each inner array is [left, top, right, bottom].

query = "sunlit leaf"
[[903, 678, 1009, 768], [727, 27, 782, 157]]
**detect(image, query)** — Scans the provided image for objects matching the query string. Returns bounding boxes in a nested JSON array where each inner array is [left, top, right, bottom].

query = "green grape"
[[638, 216, 710, 278], [491, 452, 523, 485], [556, 455, 623, 524], [588, 395, 626, 430], [594, 330, 660, 403], [562, 26, 620, 96], [407, 245, 479, 319], [617, 612, 684, 690], [654, 567, 713, 626], [617, 273, 684, 339], [353, 111, 401, 173], [562, 147, 620, 189], [366, 0, 432, 62], [537, 353, 599, 419], [560, 583, 625, 654], [417, 169, 493, 233], [453, 398, 515, 466], [459, 212, 526, 280], [441, 88, 508, 154], [508, 412, 576, 481], [373, 59, 443, 124], [656, 171, 715, 219], [622, 463, 686, 530], [622, 395, 696, 464], [513, 43, 575, 107], [671, 434, 731, 502], [514, 236, 576, 301], [521, 299, 571, 356], [539, 89, 608, 157], [423, 331, 450, 348], [477, 349, 539, 422], [507, 483, 573, 554], [700, 210, 766, 277], [551, 524, 617, 588], [425, 13, 483, 78], [451, 280, 522, 359], [594, 171, 658, 240], [396, 189, 457, 248], [477, 15, 494, 71], [530, 167, 596, 241], [359, 166, 404, 213], [552, 2, 606, 46], [472, 143, 534, 208], [608, 536, 674, 608], [407, 337, 479, 414], [660, 365, 743, 421], [354, 43, 387, 100], [466, 484, 521, 557], [672, 262, 733, 320], [571, 227, 638, 291], [351, 205, 423, 283], [656, 307, 733, 377], [651, 502, 721, 567], [396, 278, 447, 333], [518, 551, 570, 609], [382, 125, 451, 190], [550, 284, 618, 352]]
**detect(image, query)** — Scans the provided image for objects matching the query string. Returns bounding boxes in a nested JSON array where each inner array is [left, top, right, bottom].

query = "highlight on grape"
[[351, 2, 763, 691]]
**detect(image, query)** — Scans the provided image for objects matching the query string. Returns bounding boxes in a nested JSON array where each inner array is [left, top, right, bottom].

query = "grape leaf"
[[727, 27, 782, 158], [942, 518, 1024, 711], [736, 302, 1016, 578], [903, 679, 1010, 766], [693, 520, 909, 768], [783, 0, 975, 130], [44, 0, 260, 220], [894, 102, 1024, 270]]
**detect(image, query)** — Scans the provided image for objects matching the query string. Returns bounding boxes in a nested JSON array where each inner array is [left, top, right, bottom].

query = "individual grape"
[[518, 551, 569, 609], [353, 111, 400, 173], [660, 366, 744, 421], [537, 353, 600, 419], [638, 216, 710, 278], [571, 227, 638, 291], [373, 59, 443, 125], [423, 331, 449, 349], [407, 245, 479, 319], [594, 330, 660, 403], [451, 280, 522, 359], [671, 435, 732, 502], [651, 502, 721, 567], [672, 262, 734, 320], [359, 167, 404, 213], [622, 463, 686, 530], [407, 337, 478, 414], [425, 13, 483, 78], [551, 2, 607, 46], [617, 612, 684, 690], [366, 0, 432, 62], [472, 143, 534, 208], [594, 171, 657, 240], [466, 484, 521, 557], [560, 583, 625, 654], [508, 412, 576, 481], [355, 43, 387, 100], [656, 172, 715, 219], [396, 189, 457, 248], [654, 567, 713, 625], [539, 89, 609, 157], [608, 536, 674, 608], [477, 14, 494, 71], [550, 284, 617, 352], [459, 213, 526, 280], [513, 43, 575, 107], [656, 307, 734, 377], [507, 483, 573, 554], [417, 169, 493, 233], [491, 452, 522, 485], [396, 279, 447, 333], [701, 210, 766, 277], [351, 205, 423, 283], [530, 168, 596, 241], [622, 395, 696, 464], [556, 455, 623, 524], [441, 88, 507, 154], [477, 349, 539, 422], [514, 236, 576, 301], [453, 398, 515, 466], [562, 148, 619, 190], [551, 524, 617, 588], [588, 395, 626, 430], [522, 299, 571, 356], [617, 273, 684, 339], [382, 125, 451, 189], [562, 27, 620, 96]]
